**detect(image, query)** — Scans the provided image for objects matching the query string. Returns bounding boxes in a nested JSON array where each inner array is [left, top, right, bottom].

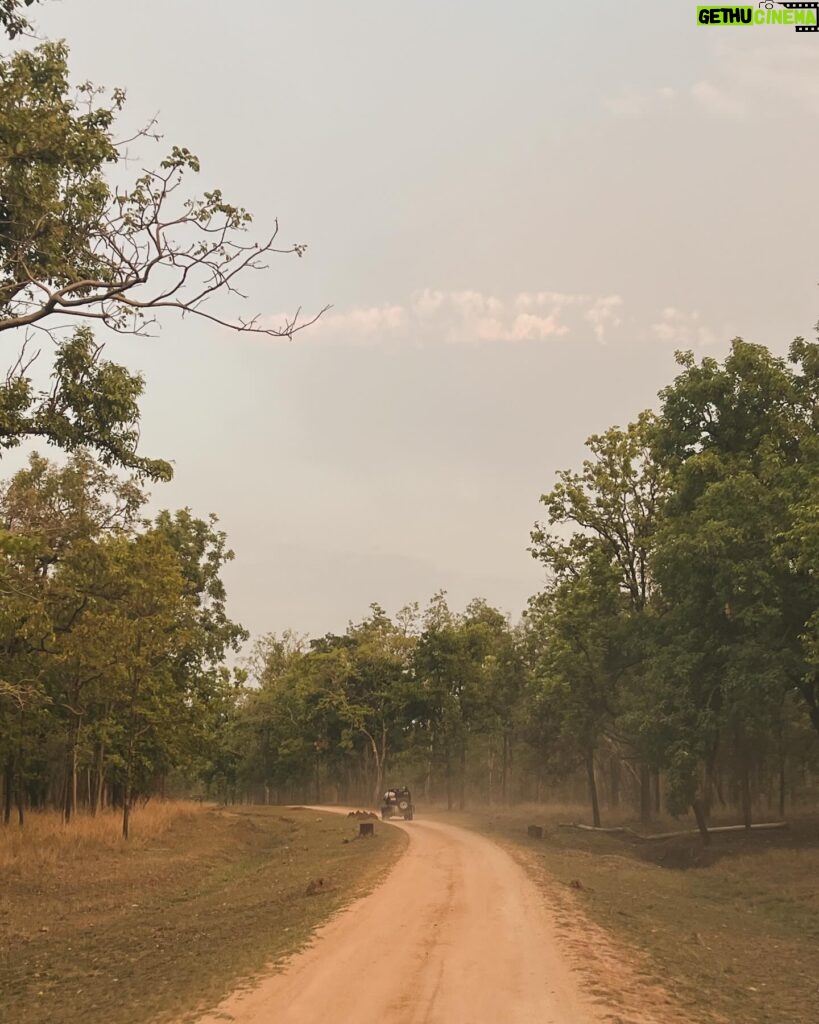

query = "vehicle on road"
[[381, 786, 414, 820]]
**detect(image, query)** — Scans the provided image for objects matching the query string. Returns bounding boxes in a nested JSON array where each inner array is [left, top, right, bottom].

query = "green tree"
[[0, 40, 315, 341], [0, 451, 144, 821], [0, 34, 322, 474], [342, 606, 415, 803], [0, 452, 247, 830], [0, 0, 38, 40], [531, 412, 666, 822], [526, 550, 628, 827], [90, 531, 195, 838], [1, 328, 171, 480], [411, 595, 509, 810], [650, 337, 819, 831]]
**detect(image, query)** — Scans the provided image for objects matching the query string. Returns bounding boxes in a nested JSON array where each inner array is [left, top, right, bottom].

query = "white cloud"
[[412, 288, 445, 317], [650, 307, 722, 349], [268, 289, 627, 345], [311, 304, 405, 340], [445, 290, 567, 344], [514, 291, 590, 310], [474, 312, 569, 343], [449, 290, 505, 318], [585, 295, 624, 342]]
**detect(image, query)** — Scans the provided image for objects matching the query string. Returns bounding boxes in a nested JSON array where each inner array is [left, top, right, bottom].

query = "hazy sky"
[[20, 0, 819, 639]]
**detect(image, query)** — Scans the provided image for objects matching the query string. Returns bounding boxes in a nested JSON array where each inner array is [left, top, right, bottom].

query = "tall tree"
[[531, 412, 666, 822], [0, 33, 323, 475], [0, 452, 145, 820], [0, 40, 316, 342], [649, 336, 819, 829], [526, 550, 627, 827], [90, 531, 195, 838]]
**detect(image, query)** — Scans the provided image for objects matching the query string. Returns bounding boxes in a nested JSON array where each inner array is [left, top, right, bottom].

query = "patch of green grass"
[[0, 805, 406, 1024], [454, 805, 819, 1024]]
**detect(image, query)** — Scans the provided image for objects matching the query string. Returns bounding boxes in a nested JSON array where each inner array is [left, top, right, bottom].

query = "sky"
[[14, 0, 819, 640]]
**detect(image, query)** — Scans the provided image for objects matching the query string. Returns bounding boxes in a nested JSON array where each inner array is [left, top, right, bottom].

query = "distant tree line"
[[3, 339, 819, 837], [3, 337, 814, 839], [218, 337, 819, 839]]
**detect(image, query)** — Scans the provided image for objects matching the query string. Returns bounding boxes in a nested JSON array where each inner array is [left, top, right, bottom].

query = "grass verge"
[[452, 803, 819, 1024], [1, 803, 406, 1024]]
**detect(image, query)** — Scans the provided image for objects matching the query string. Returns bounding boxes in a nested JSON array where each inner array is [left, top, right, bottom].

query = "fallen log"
[[709, 821, 788, 834], [558, 821, 788, 841], [558, 823, 632, 834], [642, 821, 788, 842]]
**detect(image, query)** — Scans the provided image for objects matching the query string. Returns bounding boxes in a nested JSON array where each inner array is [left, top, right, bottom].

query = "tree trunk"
[[15, 711, 24, 826], [703, 733, 720, 816], [63, 713, 81, 824], [778, 752, 786, 819], [122, 787, 131, 840], [741, 757, 752, 830], [639, 764, 652, 825], [368, 731, 385, 808], [800, 679, 819, 735], [72, 728, 79, 816], [3, 753, 13, 826], [691, 798, 711, 844], [586, 748, 601, 828], [122, 729, 135, 840], [713, 770, 726, 807], [445, 742, 453, 811], [653, 771, 661, 815], [93, 740, 106, 815], [458, 735, 466, 810], [608, 756, 621, 808], [378, 723, 388, 805], [424, 727, 434, 801], [501, 731, 510, 805]]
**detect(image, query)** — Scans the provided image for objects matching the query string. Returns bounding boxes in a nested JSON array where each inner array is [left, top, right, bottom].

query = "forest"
[[1, 0, 819, 842], [4, 338, 819, 839], [207, 336, 819, 836]]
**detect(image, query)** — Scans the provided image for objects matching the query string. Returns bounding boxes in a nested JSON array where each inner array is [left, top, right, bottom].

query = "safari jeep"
[[381, 786, 414, 821]]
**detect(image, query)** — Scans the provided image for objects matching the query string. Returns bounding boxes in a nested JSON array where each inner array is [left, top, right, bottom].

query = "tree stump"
[[527, 825, 544, 840], [359, 822, 375, 838]]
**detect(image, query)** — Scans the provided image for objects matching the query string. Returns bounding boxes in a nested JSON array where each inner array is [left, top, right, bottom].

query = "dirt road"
[[193, 815, 620, 1024]]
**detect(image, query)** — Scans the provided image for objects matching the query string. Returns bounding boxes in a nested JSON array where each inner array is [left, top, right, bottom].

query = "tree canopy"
[[0, 12, 322, 477]]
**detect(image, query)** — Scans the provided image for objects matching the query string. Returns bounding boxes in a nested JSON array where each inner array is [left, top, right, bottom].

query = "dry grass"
[[453, 803, 819, 1024], [0, 804, 406, 1024], [0, 801, 203, 874]]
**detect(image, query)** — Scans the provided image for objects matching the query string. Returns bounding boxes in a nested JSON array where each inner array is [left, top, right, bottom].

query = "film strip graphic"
[[776, 2, 819, 31]]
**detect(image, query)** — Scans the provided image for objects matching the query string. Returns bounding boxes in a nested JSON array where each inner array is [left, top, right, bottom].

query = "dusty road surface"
[[194, 814, 618, 1024]]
